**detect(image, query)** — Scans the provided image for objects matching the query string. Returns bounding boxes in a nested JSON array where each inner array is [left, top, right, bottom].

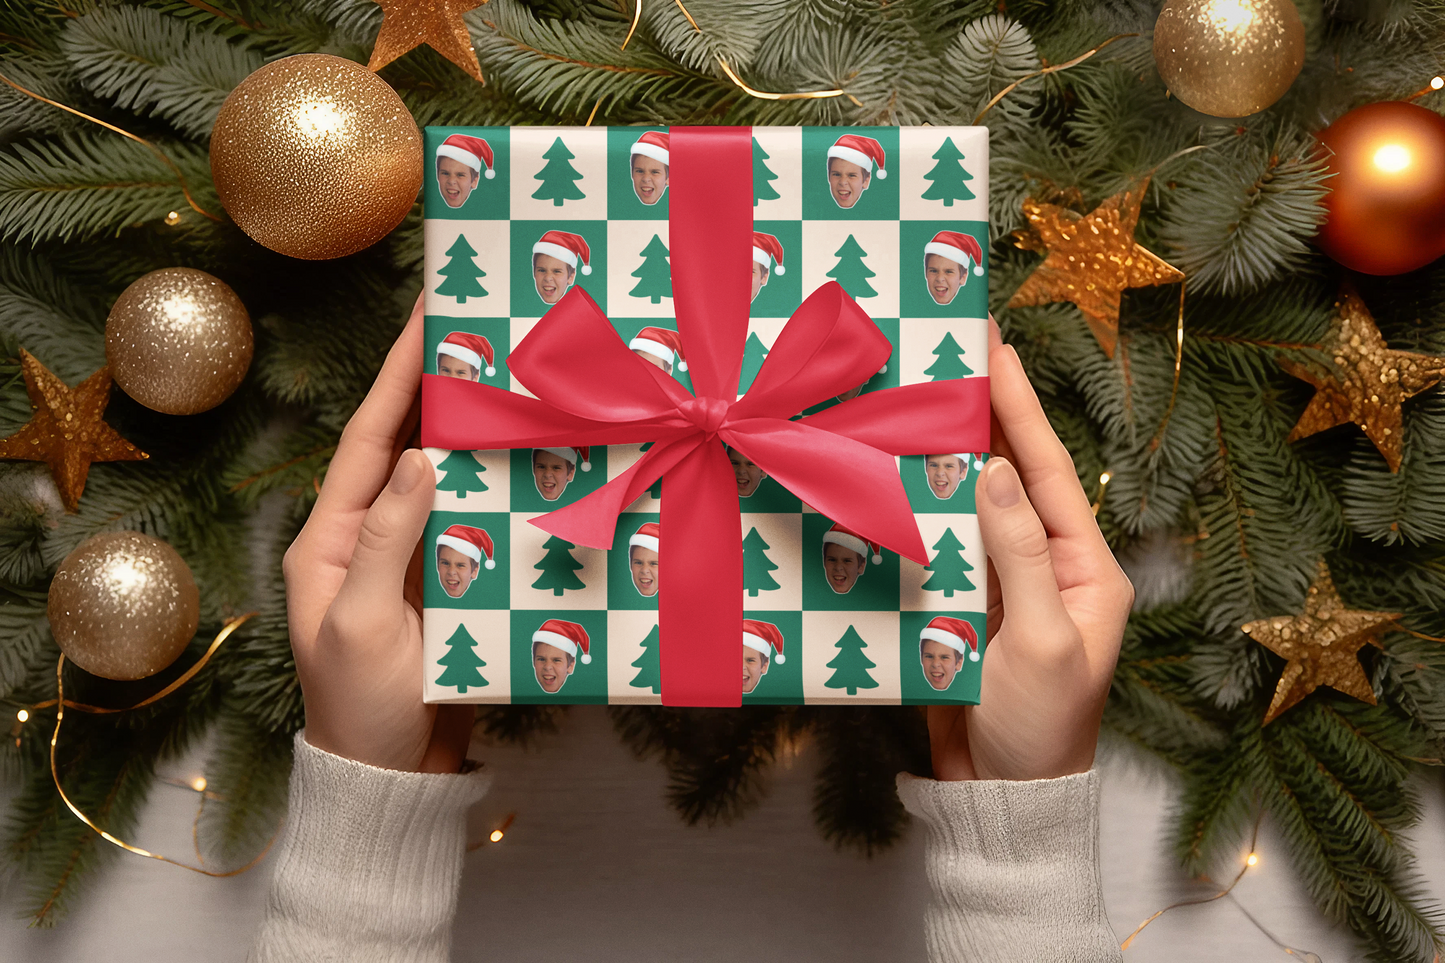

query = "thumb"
[[974, 458, 1076, 657], [334, 449, 436, 613]]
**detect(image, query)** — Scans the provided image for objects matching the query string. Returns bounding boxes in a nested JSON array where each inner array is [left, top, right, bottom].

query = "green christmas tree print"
[[753, 137, 780, 206], [532, 137, 585, 206], [920, 137, 976, 206], [532, 535, 586, 596], [629, 625, 661, 693], [630, 234, 672, 303], [435, 624, 488, 693], [922, 527, 976, 597], [435, 234, 487, 303], [434, 450, 488, 497], [738, 332, 769, 394], [824, 625, 879, 695], [924, 332, 974, 380], [742, 527, 780, 596], [826, 235, 877, 299]]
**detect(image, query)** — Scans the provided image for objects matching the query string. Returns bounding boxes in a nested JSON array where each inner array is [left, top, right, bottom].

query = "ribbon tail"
[[725, 419, 928, 565], [530, 433, 698, 550], [659, 439, 742, 707], [799, 379, 992, 455]]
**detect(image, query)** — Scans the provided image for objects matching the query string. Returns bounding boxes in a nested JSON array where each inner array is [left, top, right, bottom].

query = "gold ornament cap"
[[106, 268, 254, 416], [1153, 0, 1305, 117], [48, 531, 200, 681]]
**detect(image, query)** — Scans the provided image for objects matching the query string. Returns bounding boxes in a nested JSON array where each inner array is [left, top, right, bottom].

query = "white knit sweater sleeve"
[[249, 732, 491, 963], [896, 769, 1122, 963]]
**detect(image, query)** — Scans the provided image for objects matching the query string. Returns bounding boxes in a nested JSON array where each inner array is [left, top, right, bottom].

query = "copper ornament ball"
[[105, 268, 253, 415], [1315, 100, 1445, 276], [209, 54, 422, 260], [1153, 0, 1305, 117], [47, 532, 201, 681]]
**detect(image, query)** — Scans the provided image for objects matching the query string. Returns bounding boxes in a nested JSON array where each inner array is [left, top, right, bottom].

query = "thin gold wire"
[[715, 57, 852, 103], [46, 614, 278, 877], [673, 0, 701, 31], [973, 33, 1139, 126], [621, 0, 644, 50], [0, 69, 222, 223]]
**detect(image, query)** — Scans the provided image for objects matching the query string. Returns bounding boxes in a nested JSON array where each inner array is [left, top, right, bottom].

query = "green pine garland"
[[0, 1, 1442, 957]]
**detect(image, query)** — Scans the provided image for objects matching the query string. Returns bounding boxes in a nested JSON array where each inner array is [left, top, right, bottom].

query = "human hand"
[[283, 293, 474, 773], [928, 318, 1133, 782]]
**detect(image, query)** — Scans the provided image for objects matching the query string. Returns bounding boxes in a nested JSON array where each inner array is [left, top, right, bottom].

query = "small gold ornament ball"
[[105, 268, 253, 415], [209, 54, 422, 260], [1154, 0, 1305, 117], [47, 532, 200, 681]]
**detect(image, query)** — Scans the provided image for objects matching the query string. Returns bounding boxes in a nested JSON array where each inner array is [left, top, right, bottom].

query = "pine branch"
[[808, 706, 928, 854], [196, 710, 292, 863]]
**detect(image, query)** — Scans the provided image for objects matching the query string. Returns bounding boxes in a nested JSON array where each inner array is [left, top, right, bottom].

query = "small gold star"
[[1241, 560, 1400, 725], [0, 351, 148, 512], [368, 0, 486, 84], [1280, 288, 1445, 473], [1007, 179, 1185, 358]]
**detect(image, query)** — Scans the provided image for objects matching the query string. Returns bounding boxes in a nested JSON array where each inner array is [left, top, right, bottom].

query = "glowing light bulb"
[[1246, 852, 1259, 867], [16, 709, 29, 723], [1373, 144, 1412, 173], [489, 829, 504, 843], [1099, 472, 1113, 485], [164, 211, 182, 225], [1432, 77, 1444, 90], [191, 776, 208, 792]]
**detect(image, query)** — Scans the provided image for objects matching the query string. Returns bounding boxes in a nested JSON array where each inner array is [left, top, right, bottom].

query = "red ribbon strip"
[[422, 127, 990, 706]]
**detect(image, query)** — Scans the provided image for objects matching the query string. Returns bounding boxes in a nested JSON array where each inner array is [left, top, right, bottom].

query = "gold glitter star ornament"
[[0, 351, 148, 512], [1007, 179, 1186, 358], [1280, 289, 1445, 472], [368, 0, 486, 84], [1242, 561, 1400, 725]]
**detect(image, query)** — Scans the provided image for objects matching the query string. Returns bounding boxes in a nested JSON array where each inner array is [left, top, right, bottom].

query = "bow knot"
[[679, 396, 729, 437]]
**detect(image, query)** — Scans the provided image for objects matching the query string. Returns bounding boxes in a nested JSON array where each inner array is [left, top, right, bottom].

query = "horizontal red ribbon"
[[422, 127, 989, 706]]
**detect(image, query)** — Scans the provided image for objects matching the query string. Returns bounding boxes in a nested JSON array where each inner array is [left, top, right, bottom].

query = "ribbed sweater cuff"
[[896, 769, 1121, 963], [250, 732, 491, 963]]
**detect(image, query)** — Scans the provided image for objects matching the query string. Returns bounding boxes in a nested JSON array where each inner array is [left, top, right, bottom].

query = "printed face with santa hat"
[[434, 135, 495, 209], [924, 454, 966, 501], [728, 446, 767, 497], [434, 524, 496, 598], [751, 232, 785, 302], [532, 231, 592, 305], [826, 135, 887, 210], [629, 326, 685, 376], [630, 132, 669, 206], [532, 446, 589, 501], [919, 616, 979, 691], [628, 522, 660, 597], [821, 523, 881, 596], [531, 618, 591, 693], [923, 231, 985, 306], [436, 331, 497, 381], [741, 620, 784, 694]]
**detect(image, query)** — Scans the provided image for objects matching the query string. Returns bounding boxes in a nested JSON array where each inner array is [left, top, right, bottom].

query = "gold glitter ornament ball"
[[105, 268, 253, 415], [47, 532, 201, 681], [1153, 0, 1305, 117], [210, 54, 422, 260]]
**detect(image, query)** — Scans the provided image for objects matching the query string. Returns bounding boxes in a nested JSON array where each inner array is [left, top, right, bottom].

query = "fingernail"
[[388, 450, 425, 494], [985, 459, 1020, 507]]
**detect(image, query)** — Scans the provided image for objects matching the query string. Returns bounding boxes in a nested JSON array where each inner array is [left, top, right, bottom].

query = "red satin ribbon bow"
[[422, 127, 989, 707]]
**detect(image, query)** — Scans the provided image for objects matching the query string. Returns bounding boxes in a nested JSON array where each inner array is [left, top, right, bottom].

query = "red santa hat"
[[436, 134, 496, 180], [437, 331, 496, 377], [751, 232, 785, 276], [957, 453, 986, 470], [742, 619, 785, 664], [628, 521, 660, 554], [536, 446, 592, 472], [822, 522, 882, 566], [533, 618, 591, 664], [435, 524, 495, 570], [629, 326, 687, 371], [827, 135, 887, 179], [533, 230, 592, 275], [920, 615, 980, 662], [630, 131, 670, 166], [924, 231, 986, 277]]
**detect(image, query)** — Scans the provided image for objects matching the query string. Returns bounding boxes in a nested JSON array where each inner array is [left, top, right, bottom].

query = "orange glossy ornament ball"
[[1316, 100, 1445, 275]]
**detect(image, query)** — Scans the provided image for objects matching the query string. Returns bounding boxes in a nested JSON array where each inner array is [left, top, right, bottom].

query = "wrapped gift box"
[[420, 125, 990, 706]]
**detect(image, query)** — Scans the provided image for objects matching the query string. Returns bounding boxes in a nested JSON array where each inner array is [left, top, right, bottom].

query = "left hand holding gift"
[[283, 293, 474, 774], [928, 319, 1134, 782]]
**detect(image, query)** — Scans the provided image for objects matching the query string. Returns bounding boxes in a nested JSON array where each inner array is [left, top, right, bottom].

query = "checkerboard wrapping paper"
[[422, 126, 990, 705]]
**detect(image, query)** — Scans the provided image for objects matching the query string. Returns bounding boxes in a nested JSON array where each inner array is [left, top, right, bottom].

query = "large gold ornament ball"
[[105, 268, 253, 415], [1154, 0, 1305, 117], [210, 54, 422, 260], [47, 532, 200, 681]]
